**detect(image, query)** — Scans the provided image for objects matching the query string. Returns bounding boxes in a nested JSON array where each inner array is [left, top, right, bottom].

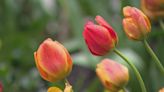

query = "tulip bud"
[[64, 83, 73, 92], [83, 15, 118, 56], [47, 83, 73, 92], [0, 82, 2, 92], [159, 88, 164, 92], [96, 59, 129, 92], [47, 87, 62, 92], [122, 6, 151, 41], [34, 38, 73, 82], [141, 0, 164, 20]]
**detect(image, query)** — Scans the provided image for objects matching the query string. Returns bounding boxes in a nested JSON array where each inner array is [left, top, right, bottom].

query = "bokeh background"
[[0, 0, 164, 92]]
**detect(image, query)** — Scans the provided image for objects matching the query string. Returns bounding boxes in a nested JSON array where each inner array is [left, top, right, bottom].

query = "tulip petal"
[[95, 15, 118, 44], [123, 18, 142, 40], [96, 59, 129, 91], [159, 88, 164, 92], [37, 39, 68, 80], [96, 65, 119, 92], [83, 24, 113, 55], [34, 52, 58, 82], [56, 41, 73, 75], [123, 6, 151, 40], [47, 87, 62, 92], [64, 83, 73, 92], [95, 15, 113, 30], [0, 81, 3, 92]]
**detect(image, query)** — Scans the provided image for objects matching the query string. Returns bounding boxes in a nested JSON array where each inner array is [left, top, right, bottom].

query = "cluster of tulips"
[[34, 6, 164, 92]]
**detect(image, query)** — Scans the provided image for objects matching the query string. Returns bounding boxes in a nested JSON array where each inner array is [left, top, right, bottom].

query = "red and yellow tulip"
[[0, 82, 2, 92], [47, 83, 73, 92], [47, 87, 62, 92], [159, 88, 164, 92], [122, 6, 151, 41], [34, 38, 73, 82], [141, 0, 164, 20], [96, 59, 129, 92]]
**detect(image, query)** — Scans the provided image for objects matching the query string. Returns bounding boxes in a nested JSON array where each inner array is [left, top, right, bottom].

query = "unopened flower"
[[47, 87, 62, 92], [47, 83, 73, 92], [34, 38, 73, 82], [83, 15, 118, 56], [0, 82, 2, 92], [96, 59, 129, 92], [64, 83, 73, 92], [159, 88, 164, 92], [141, 0, 164, 20], [122, 6, 151, 41]]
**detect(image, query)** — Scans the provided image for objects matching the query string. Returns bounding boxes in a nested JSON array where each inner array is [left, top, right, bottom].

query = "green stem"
[[159, 20, 164, 31], [122, 87, 126, 92], [143, 39, 164, 74], [113, 49, 147, 92], [65, 78, 70, 85]]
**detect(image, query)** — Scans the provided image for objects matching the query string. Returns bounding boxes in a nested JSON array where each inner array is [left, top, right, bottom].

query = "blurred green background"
[[0, 0, 164, 92]]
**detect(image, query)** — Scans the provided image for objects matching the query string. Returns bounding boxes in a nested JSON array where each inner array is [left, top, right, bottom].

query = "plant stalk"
[[143, 39, 164, 74], [114, 49, 147, 92]]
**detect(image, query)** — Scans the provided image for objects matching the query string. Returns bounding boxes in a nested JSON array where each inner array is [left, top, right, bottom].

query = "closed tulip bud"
[[159, 88, 164, 92], [47, 87, 62, 92], [34, 38, 73, 82], [0, 82, 2, 92], [96, 59, 129, 92], [141, 0, 164, 20], [83, 15, 118, 56], [47, 83, 73, 92], [64, 83, 73, 92], [123, 6, 151, 41]]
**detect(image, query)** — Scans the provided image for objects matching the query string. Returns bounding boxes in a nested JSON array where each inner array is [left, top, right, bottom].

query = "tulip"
[[141, 0, 164, 20], [159, 88, 164, 92], [83, 15, 118, 56], [64, 83, 73, 92], [0, 82, 2, 92], [96, 59, 129, 92], [47, 87, 62, 92], [34, 38, 73, 82], [47, 83, 73, 92], [122, 6, 151, 41]]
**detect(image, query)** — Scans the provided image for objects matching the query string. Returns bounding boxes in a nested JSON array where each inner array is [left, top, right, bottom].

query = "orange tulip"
[[141, 0, 164, 20], [47, 87, 62, 92], [83, 15, 118, 56], [34, 38, 72, 82], [96, 59, 129, 92], [47, 83, 73, 92], [159, 88, 164, 92], [123, 6, 151, 41]]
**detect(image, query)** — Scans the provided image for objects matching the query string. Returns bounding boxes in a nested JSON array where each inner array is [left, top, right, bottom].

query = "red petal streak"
[[101, 59, 129, 87], [56, 41, 73, 75], [95, 16, 118, 44], [37, 39, 67, 78], [95, 15, 113, 30], [34, 52, 56, 82], [83, 25, 113, 55]]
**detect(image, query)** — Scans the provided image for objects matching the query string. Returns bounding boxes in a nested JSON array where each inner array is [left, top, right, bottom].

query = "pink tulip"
[[123, 6, 151, 40], [96, 59, 129, 92]]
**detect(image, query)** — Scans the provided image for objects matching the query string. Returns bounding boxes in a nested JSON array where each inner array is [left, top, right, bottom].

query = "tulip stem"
[[143, 39, 164, 74], [65, 78, 70, 85], [122, 87, 126, 92], [113, 49, 147, 92], [159, 20, 164, 31]]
